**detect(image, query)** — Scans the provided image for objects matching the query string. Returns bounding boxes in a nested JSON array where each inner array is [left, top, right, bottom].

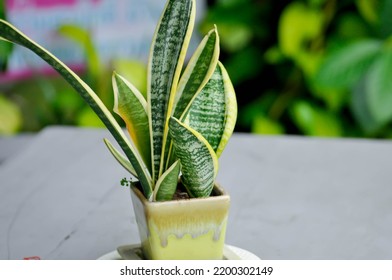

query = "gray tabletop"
[[1, 126, 391, 260]]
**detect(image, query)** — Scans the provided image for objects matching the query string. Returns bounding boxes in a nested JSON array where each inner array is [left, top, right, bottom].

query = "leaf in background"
[[154, 160, 180, 201], [169, 117, 218, 198], [314, 40, 381, 89], [350, 75, 380, 134], [291, 100, 343, 136], [379, 0, 392, 38], [57, 24, 100, 79], [76, 106, 105, 128], [356, 0, 379, 25], [112, 73, 151, 172], [0, 19, 153, 199], [279, 2, 323, 59], [336, 13, 371, 40], [200, 2, 256, 53], [252, 115, 285, 135], [365, 50, 392, 125], [112, 59, 147, 98], [213, 23, 252, 53], [0, 95, 22, 135], [225, 46, 262, 85], [147, 0, 195, 183]]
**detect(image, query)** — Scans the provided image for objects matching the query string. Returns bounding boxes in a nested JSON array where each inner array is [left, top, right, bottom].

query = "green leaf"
[[366, 50, 392, 125], [187, 62, 237, 157], [112, 73, 151, 173], [380, 0, 392, 38], [0, 19, 153, 200], [251, 115, 285, 135], [279, 2, 323, 58], [215, 62, 237, 157], [154, 160, 180, 201], [0, 95, 22, 135], [163, 26, 219, 169], [314, 40, 381, 88], [350, 76, 380, 134], [168, 117, 218, 198], [291, 101, 343, 137], [76, 106, 105, 128], [186, 64, 226, 152], [356, 0, 379, 25], [173, 26, 220, 120], [147, 0, 195, 182], [103, 138, 137, 177]]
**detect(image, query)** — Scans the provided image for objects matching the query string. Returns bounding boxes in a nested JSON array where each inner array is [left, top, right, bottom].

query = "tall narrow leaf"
[[0, 19, 153, 199], [169, 117, 218, 198], [366, 50, 392, 125], [173, 26, 220, 120], [147, 0, 195, 183], [187, 62, 237, 157], [113, 73, 151, 172]]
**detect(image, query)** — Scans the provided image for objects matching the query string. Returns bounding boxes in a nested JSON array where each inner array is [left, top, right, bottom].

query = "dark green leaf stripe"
[[148, 0, 195, 183], [113, 73, 151, 173], [173, 27, 219, 119], [0, 19, 153, 199], [168, 117, 218, 198], [187, 64, 226, 152]]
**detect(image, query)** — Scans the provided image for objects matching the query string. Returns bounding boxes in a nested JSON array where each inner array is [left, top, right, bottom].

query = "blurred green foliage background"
[[1, 0, 392, 138]]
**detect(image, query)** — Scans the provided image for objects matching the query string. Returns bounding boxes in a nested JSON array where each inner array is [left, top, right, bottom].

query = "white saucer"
[[98, 244, 260, 260]]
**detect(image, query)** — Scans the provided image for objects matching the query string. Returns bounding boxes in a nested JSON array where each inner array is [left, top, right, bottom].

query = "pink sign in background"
[[2, 0, 205, 81]]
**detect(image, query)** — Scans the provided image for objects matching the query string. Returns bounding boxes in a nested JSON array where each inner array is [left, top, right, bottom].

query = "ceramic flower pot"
[[130, 182, 230, 260]]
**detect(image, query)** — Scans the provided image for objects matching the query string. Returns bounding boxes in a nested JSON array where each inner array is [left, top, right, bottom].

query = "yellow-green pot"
[[130, 183, 230, 260]]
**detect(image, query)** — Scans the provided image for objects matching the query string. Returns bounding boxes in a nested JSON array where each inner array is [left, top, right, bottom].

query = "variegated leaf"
[[112, 73, 151, 172], [0, 19, 153, 200], [154, 160, 180, 201], [103, 138, 137, 177], [188, 61, 237, 157], [173, 26, 220, 119], [186, 63, 226, 152], [168, 117, 218, 198], [215, 62, 237, 158], [147, 0, 195, 182]]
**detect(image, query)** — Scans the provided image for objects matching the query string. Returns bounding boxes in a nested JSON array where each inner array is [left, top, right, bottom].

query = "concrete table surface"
[[0, 126, 391, 260]]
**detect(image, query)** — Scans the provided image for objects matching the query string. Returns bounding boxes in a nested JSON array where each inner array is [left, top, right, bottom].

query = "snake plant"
[[0, 0, 237, 201]]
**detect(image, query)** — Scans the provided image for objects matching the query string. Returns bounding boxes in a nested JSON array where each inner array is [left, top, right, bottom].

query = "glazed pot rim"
[[131, 182, 230, 205]]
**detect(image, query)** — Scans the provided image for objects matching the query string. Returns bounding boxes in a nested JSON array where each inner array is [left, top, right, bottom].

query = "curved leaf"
[[186, 63, 226, 152], [168, 117, 218, 198], [154, 160, 180, 201], [0, 19, 153, 200], [173, 26, 220, 120], [103, 138, 137, 177], [112, 73, 151, 172], [147, 0, 195, 182], [214, 62, 237, 157], [366, 50, 392, 125], [315, 40, 381, 88], [187, 62, 237, 157]]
